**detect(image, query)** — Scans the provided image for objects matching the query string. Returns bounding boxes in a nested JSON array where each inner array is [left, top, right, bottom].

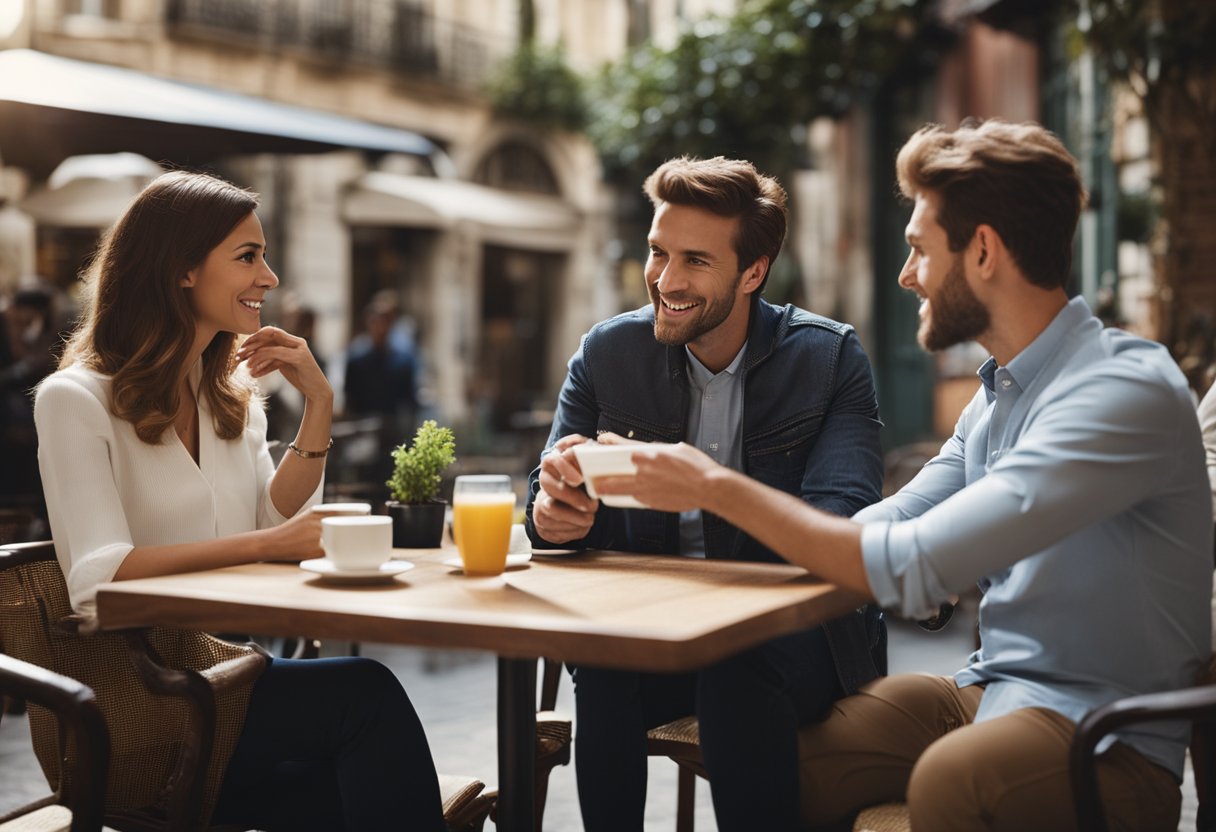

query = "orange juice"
[[453, 492, 515, 575]]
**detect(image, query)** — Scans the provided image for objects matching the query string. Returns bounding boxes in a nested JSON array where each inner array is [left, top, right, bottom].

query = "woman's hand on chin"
[[236, 326, 333, 405]]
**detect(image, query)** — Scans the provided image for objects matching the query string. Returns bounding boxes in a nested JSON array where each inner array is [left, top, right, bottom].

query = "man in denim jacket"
[[524, 156, 885, 831]]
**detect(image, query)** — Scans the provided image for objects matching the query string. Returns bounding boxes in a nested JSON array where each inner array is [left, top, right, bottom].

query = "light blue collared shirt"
[[679, 343, 747, 557], [856, 297, 1213, 779]]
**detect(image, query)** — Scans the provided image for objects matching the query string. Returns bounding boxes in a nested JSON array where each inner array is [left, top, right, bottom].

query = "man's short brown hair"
[[896, 120, 1087, 290], [643, 156, 788, 291]]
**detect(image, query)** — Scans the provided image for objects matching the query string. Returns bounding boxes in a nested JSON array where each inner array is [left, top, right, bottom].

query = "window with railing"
[[165, 0, 503, 90]]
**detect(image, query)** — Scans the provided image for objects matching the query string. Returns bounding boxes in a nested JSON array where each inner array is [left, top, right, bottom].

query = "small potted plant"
[[385, 420, 457, 548]]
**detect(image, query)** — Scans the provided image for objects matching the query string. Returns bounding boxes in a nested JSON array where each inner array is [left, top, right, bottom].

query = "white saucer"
[[300, 558, 414, 583], [442, 553, 532, 573]]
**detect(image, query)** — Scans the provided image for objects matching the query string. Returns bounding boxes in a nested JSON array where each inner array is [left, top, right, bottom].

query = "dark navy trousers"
[[571, 625, 844, 831], [212, 656, 445, 832]]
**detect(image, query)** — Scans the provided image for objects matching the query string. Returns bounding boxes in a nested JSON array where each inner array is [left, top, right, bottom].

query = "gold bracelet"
[[288, 438, 333, 459]]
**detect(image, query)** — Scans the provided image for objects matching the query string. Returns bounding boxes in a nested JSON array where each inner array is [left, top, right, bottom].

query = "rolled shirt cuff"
[[859, 518, 946, 620]]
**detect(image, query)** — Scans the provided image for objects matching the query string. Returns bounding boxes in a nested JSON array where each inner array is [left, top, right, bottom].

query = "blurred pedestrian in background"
[[342, 289, 421, 485], [0, 275, 70, 538]]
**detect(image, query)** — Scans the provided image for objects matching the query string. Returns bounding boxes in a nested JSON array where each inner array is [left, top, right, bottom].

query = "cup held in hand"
[[321, 515, 392, 571], [571, 442, 649, 509]]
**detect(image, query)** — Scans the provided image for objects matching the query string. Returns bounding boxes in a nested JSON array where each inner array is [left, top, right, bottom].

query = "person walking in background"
[[526, 156, 885, 831], [1, 276, 70, 534], [598, 120, 1211, 831], [343, 289, 420, 428], [343, 289, 421, 483], [34, 170, 445, 831]]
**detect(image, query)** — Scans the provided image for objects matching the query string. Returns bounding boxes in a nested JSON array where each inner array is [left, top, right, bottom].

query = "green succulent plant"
[[386, 420, 457, 504]]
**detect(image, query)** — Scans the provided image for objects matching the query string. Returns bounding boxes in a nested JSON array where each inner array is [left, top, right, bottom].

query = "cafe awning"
[[343, 171, 581, 251], [0, 49, 437, 178], [21, 153, 163, 228]]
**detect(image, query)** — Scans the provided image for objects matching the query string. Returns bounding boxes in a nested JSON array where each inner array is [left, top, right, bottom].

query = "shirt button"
[[1000, 378, 1012, 389]]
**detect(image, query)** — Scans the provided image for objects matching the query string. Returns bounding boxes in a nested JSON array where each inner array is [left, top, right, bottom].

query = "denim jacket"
[[525, 299, 888, 693]]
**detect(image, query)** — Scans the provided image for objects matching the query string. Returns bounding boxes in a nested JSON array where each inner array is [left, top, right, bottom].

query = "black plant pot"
[[386, 500, 446, 548]]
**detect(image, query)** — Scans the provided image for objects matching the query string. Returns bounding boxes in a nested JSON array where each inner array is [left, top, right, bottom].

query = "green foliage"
[[588, 0, 935, 183], [1076, 0, 1216, 91], [486, 43, 589, 132], [1071, 0, 1216, 142], [386, 420, 457, 504]]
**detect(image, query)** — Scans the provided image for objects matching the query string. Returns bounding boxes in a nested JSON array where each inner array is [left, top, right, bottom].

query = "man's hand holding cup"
[[533, 433, 599, 544]]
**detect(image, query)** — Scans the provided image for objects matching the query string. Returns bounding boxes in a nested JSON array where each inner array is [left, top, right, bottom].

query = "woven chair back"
[[0, 551, 260, 825]]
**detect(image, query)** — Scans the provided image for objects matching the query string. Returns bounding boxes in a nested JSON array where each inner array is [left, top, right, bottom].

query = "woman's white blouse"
[[34, 363, 319, 614]]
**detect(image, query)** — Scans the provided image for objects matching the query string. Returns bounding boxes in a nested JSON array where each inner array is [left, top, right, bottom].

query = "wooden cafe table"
[[94, 546, 864, 832]]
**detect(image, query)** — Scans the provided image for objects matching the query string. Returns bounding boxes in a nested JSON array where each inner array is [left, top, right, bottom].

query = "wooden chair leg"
[[534, 772, 551, 832], [676, 764, 696, 832]]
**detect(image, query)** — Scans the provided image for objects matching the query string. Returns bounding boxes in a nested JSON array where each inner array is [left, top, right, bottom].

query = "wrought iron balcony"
[[165, 0, 504, 90]]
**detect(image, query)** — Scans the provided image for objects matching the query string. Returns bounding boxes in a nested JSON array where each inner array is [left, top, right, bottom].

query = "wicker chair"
[[526, 658, 573, 832], [849, 665, 1216, 832], [0, 541, 266, 831], [528, 669, 904, 832], [0, 541, 498, 832], [1072, 659, 1216, 832], [643, 715, 704, 832], [0, 653, 108, 832], [439, 775, 497, 832], [643, 716, 910, 832]]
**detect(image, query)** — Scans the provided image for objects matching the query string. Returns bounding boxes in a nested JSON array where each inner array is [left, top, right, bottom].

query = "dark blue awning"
[[0, 49, 437, 177]]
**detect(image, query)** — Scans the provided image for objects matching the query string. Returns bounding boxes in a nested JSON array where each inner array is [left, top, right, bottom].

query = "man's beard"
[[650, 273, 743, 347], [920, 256, 990, 352]]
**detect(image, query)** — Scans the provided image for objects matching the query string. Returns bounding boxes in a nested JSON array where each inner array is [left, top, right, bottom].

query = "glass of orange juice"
[[452, 475, 515, 576]]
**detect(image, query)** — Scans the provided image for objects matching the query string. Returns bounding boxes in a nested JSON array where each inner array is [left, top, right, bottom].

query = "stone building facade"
[[0, 0, 646, 432]]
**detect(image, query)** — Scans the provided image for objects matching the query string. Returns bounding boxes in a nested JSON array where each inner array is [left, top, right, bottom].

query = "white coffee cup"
[[321, 515, 392, 571], [571, 442, 653, 509], [312, 502, 372, 515]]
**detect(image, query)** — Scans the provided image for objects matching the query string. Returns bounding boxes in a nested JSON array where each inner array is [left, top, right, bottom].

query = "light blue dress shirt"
[[679, 343, 747, 557], [856, 297, 1213, 779]]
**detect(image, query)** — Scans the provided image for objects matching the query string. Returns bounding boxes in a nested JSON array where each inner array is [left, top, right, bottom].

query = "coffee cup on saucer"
[[321, 515, 392, 571]]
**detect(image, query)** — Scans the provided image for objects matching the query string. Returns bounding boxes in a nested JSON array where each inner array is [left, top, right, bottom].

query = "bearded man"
[[597, 123, 1212, 831], [524, 156, 886, 831]]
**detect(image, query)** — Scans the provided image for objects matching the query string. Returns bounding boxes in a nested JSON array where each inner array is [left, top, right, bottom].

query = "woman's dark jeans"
[[213, 656, 445, 832]]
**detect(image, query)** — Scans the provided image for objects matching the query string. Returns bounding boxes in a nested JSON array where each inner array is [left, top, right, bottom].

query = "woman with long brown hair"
[[35, 170, 444, 830]]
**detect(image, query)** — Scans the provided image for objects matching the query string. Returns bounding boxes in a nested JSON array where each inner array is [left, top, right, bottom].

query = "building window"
[[473, 142, 560, 196], [63, 0, 120, 18]]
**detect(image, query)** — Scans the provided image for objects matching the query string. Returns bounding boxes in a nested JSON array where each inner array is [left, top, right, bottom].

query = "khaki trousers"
[[797, 673, 1180, 831]]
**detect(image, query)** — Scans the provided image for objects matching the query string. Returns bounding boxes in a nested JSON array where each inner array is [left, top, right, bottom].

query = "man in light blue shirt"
[[598, 120, 1212, 831]]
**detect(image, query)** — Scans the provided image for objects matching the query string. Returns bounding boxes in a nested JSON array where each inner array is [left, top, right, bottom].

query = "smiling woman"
[[60, 172, 263, 444], [182, 212, 278, 342], [32, 170, 446, 831]]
